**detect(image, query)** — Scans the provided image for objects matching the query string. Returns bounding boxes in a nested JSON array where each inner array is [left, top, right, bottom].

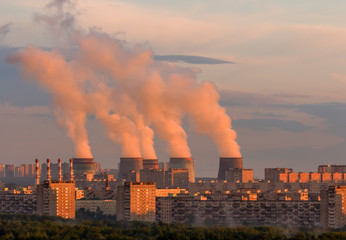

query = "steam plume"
[[6, 46, 92, 158], [7, 0, 241, 160]]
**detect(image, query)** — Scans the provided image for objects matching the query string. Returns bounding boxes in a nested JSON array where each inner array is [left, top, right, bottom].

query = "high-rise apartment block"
[[36, 159, 75, 219], [37, 180, 75, 219], [321, 185, 346, 228], [117, 182, 156, 222]]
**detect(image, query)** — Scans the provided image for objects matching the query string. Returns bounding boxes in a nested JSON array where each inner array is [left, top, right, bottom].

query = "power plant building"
[[118, 157, 143, 181], [169, 157, 195, 182], [72, 158, 95, 180], [143, 159, 159, 169], [217, 157, 243, 181]]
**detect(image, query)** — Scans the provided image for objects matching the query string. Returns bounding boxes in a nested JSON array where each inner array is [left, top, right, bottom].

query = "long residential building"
[[157, 192, 321, 227], [0, 189, 36, 214]]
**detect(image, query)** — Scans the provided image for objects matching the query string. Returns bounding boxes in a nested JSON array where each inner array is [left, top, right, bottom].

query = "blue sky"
[[1, 0, 346, 177]]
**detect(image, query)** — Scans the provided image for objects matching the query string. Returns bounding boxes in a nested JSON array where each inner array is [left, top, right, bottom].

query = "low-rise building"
[[76, 199, 116, 215]]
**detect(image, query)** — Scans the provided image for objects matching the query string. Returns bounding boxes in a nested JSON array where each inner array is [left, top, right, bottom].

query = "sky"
[[1, 0, 346, 178]]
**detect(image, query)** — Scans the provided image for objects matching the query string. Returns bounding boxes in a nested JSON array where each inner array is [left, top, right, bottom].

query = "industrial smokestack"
[[118, 157, 143, 181], [143, 159, 159, 170], [69, 158, 74, 181], [46, 158, 51, 181], [217, 157, 243, 181], [58, 158, 62, 181], [35, 158, 40, 185], [169, 157, 195, 182]]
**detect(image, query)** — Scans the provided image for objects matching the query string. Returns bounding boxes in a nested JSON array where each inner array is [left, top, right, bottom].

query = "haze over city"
[[1, 0, 346, 178]]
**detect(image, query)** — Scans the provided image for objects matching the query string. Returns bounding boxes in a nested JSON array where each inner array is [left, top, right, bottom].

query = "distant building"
[[15, 166, 24, 177], [140, 168, 165, 188], [159, 162, 169, 171], [321, 185, 346, 228], [37, 180, 75, 219], [5, 164, 14, 178], [165, 168, 189, 189], [225, 168, 253, 183], [318, 165, 346, 173], [117, 182, 156, 222], [0, 164, 4, 178], [265, 168, 293, 182]]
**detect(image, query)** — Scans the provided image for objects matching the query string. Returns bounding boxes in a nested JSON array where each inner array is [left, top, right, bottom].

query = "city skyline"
[[1, 1, 346, 178]]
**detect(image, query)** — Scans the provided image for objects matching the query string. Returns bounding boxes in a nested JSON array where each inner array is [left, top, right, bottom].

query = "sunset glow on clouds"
[[1, 0, 346, 177]]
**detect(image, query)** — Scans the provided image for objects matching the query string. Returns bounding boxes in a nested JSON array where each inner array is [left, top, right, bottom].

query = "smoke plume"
[[7, 0, 241, 159]]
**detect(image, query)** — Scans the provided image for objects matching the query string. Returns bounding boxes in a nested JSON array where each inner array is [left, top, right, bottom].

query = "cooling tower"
[[143, 159, 159, 170], [217, 157, 243, 181], [72, 158, 95, 178], [118, 157, 143, 181], [169, 157, 195, 182]]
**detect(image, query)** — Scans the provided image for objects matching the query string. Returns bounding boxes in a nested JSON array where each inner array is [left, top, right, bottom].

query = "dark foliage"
[[0, 214, 344, 240]]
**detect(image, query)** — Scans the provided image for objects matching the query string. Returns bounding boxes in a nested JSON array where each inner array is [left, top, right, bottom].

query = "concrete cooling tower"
[[118, 157, 143, 181], [143, 159, 159, 169], [169, 157, 195, 182], [72, 158, 95, 178], [217, 157, 243, 181]]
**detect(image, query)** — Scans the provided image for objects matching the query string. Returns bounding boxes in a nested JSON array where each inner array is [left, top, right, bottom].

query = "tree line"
[[0, 213, 344, 240]]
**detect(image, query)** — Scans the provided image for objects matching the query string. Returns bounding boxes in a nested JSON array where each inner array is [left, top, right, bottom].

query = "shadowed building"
[[217, 157, 243, 181], [225, 168, 253, 183], [118, 157, 143, 181], [169, 157, 195, 182]]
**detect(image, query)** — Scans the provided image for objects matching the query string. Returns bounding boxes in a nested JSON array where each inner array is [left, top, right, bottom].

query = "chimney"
[[58, 158, 62, 181], [35, 159, 40, 185], [46, 158, 51, 181], [69, 158, 74, 181], [106, 177, 109, 190]]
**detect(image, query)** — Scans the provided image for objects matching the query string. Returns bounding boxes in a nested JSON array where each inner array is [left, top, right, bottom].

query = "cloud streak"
[[0, 23, 13, 42], [154, 55, 234, 64]]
